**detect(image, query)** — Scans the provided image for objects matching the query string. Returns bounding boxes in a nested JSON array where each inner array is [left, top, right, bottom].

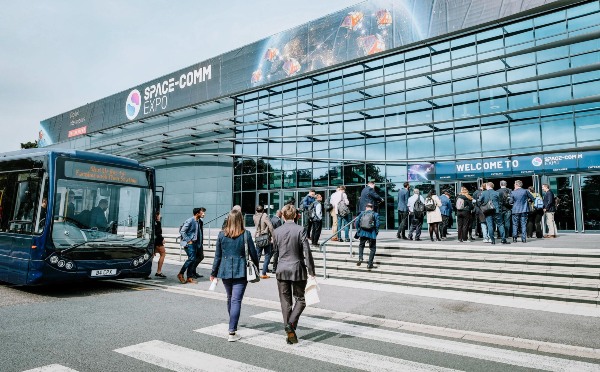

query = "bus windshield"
[[52, 165, 152, 257]]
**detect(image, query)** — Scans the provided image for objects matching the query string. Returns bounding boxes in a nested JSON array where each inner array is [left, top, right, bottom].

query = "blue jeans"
[[256, 244, 272, 275], [500, 210, 512, 237], [337, 214, 350, 240], [512, 212, 528, 240], [485, 213, 506, 243], [180, 244, 197, 278], [222, 278, 248, 333]]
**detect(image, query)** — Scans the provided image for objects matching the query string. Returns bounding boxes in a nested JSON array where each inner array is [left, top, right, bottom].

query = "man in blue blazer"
[[396, 182, 410, 240], [479, 182, 509, 245], [510, 180, 535, 243], [359, 181, 384, 213], [355, 203, 380, 270], [178, 208, 203, 284]]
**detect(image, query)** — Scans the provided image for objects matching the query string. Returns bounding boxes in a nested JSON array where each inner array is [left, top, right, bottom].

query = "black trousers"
[[358, 237, 377, 267], [304, 212, 313, 238], [311, 220, 322, 245], [441, 215, 451, 237], [457, 210, 471, 241], [397, 210, 409, 237], [277, 279, 307, 327], [527, 209, 544, 238]]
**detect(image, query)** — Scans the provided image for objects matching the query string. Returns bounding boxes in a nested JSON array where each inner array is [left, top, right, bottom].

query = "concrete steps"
[[162, 234, 600, 305]]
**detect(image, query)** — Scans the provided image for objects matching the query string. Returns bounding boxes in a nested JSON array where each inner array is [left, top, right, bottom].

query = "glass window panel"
[[481, 126, 510, 151], [541, 117, 575, 145], [504, 52, 535, 68], [537, 75, 570, 90], [242, 175, 256, 190], [576, 112, 600, 143], [453, 77, 477, 92], [283, 171, 296, 188], [344, 143, 365, 160], [535, 10, 565, 27], [478, 59, 505, 74], [234, 176, 241, 192], [568, 12, 600, 31], [573, 80, 597, 100], [570, 38, 600, 55], [366, 164, 386, 183], [568, 2, 600, 18], [535, 21, 566, 39], [452, 66, 473, 80], [455, 129, 481, 155], [434, 133, 454, 156], [268, 172, 282, 189], [479, 71, 506, 87], [386, 140, 406, 160], [510, 122, 541, 149], [344, 163, 365, 185], [406, 86, 431, 102], [386, 165, 407, 181], [506, 65, 537, 82], [505, 29, 534, 47], [536, 46, 569, 63], [452, 45, 476, 60], [508, 91, 537, 110], [538, 86, 572, 105], [407, 136, 433, 159], [571, 51, 600, 68]]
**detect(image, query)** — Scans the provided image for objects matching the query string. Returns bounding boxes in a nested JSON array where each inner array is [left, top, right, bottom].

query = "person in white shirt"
[[407, 189, 426, 241], [330, 185, 350, 242]]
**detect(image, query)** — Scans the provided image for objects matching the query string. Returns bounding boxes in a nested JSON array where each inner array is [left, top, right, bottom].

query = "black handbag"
[[254, 214, 270, 248], [480, 199, 495, 215]]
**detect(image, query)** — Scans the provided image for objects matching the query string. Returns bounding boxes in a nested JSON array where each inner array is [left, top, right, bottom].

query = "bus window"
[[10, 173, 41, 234], [0, 173, 17, 232], [35, 176, 49, 233]]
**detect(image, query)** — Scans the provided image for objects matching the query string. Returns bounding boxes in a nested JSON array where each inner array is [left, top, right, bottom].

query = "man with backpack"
[[310, 194, 324, 247], [497, 180, 513, 240], [407, 188, 425, 241], [299, 190, 316, 239], [355, 203, 379, 270], [330, 185, 351, 242]]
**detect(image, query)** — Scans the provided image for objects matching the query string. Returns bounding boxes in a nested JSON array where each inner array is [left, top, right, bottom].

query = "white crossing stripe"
[[253, 311, 600, 372], [114, 340, 274, 372], [195, 323, 460, 372], [22, 365, 78, 372]]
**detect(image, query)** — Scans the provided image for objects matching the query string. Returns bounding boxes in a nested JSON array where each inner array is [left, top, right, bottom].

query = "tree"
[[20, 141, 38, 149]]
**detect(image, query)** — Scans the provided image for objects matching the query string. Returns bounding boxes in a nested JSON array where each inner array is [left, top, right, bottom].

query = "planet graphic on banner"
[[532, 157, 543, 167], [125, 89, 141, 120]]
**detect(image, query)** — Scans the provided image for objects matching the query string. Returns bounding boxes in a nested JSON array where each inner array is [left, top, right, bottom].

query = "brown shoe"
[[543, 235, 551, 238], [552, 235, 558, 238], [187, 278, 198, 284], [177, 273, 186, 284], [260, 275, 270, 279], [331, 237, 339, 241]]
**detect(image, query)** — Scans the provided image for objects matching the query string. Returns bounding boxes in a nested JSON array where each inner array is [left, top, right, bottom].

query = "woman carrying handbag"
[[210, 209, 260, 342]]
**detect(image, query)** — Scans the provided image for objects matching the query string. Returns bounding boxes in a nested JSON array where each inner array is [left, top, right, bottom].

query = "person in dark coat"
[[510, 180, 535, 243], [396, 182, 410, 240], [479, 182, 509, 245], [542, 184, 557, 238], [359, 181, 384, 212], [268, 210, 283, 273], [210, 209, 259, 342], [152, 211, 166, 278], [90, 199, 109, 230], [355, 203, 380, 269], [273, 204, 316, 345]]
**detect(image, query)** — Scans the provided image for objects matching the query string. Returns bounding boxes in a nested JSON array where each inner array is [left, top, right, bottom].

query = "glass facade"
[[234, 1, 600, 229]]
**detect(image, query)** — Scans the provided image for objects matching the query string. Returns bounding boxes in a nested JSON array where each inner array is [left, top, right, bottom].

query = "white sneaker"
[[228, 333, 241, 342]]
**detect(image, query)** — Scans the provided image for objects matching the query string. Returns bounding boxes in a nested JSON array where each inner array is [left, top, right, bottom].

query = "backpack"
[[413, 198, 425, 218], [424, 197, 436, 212], [534, 195, 544, 209], [324, 196, 333, 213], [298, 195, 308, 212], [359, 211, 375, 230], [456, 198, 465, 211], [500, 190, 513, 209], [337, 200, 350, 217], [308, 201, 318, 221]]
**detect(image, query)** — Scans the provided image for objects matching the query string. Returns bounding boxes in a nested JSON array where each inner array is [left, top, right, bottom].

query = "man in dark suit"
[[542, 184, 557, 238], [178, 208, 203, 284], [90, 199, 109, 230], [190, 207, 206, 279], [396, 182, 410, 239], [359, 181, 384, 213], [268, 210, 283, 274], [479, 182, 509, 245], [510, 180, 534, 243], [273, 204, 316, 345]]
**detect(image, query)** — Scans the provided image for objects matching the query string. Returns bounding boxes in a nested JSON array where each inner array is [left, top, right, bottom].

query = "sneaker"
[[356, 259, 363, 266], [177, 273, 186, 284], [345, 239, 351, 242], [228, 333, 241, 342], [187, 278, 198, 284], [155, 273, 167, 278], [367, 265, 377, 270]]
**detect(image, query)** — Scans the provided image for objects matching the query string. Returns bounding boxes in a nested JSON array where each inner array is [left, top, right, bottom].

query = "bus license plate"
[[91, 269, 117, 277]]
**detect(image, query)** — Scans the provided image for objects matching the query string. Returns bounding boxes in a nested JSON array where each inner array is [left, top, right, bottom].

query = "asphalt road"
[[1, 261, 600, 372]]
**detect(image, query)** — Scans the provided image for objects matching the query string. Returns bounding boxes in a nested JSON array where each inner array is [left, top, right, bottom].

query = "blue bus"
[[0, 149, 158, 285]]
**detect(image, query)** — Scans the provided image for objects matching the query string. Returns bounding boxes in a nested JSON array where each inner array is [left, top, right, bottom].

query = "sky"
[[0, 0, 361, 151]]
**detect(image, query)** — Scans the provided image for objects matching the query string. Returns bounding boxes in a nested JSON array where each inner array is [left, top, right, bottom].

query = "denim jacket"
[[211, 230, 259, 279]]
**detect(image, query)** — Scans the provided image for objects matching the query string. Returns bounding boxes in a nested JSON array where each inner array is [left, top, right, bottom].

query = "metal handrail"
[[318, 214, 359, 279]]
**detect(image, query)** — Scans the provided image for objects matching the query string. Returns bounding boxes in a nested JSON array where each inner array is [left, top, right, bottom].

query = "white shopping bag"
[[305, 276, 320, 306]]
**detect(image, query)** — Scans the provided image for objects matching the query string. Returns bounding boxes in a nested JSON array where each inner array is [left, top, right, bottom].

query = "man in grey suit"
[[273, 204, 316, 345]]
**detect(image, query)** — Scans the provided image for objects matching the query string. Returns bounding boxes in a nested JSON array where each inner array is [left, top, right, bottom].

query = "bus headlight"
[[57, 260, 65, 268], [65, 262, 74, 270], [143, 253, 149, 260], [50, 256, 59, 264], [133, 259, 139, 267]]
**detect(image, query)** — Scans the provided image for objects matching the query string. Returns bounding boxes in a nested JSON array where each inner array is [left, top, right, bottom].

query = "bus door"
[[9, 172, 42, 284]]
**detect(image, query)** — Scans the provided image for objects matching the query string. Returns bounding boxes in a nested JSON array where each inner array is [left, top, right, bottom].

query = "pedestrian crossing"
[[21, 310, 600, 372]]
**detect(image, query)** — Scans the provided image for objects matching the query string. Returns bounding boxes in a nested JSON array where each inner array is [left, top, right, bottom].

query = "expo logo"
[[531, 157, 543, 167], [125, 89, 142, 120]]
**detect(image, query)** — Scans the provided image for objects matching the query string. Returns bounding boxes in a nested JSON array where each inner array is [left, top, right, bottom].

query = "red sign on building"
[[68, 126, 87, 138]]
